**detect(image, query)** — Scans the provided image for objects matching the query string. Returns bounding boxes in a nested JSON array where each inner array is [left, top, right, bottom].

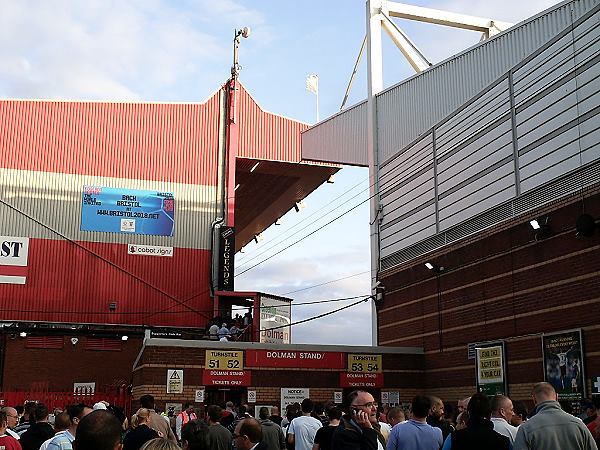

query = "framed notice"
[[81, 186, 175, 236], [542, 329, 585, 401], [475, 342, 507, 396], [205, 350, 243, 371], [167, 369, 183, 394]]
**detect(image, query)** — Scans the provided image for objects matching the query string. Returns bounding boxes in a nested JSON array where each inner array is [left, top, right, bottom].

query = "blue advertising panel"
[[81, 186, 175, 236]]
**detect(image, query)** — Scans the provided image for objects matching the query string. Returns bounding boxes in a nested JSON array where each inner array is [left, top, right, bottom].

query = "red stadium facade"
[[0, 80, 338, 394]]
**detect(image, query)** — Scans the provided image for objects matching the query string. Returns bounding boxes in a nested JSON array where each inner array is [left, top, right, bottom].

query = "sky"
[[0, 0, 560, 345]]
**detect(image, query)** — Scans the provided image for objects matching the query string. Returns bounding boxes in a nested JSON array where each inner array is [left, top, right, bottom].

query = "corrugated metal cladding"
[[237, 84, 309, 163], [301, 101, 368, 166], [380, 1, 600, 263], [0, 93, 226, 327], [377, 0, 597, 161], [0, 97, 221, 185], [0, 169, 216, 249], [0, 239, 213, 328]]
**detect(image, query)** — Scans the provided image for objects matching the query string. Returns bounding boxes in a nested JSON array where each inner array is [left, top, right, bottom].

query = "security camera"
[[372, 281, 381, 290], [241, 27, 251, 38], [71, 337, 79, 345]]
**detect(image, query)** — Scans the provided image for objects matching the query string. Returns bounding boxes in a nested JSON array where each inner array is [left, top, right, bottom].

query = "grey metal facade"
[[380, 0, 600, 270]]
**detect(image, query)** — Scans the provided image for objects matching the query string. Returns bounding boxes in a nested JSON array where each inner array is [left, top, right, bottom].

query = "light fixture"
[[425, 262, 434, 270], [19, 331, 27, 338], [327, 175, 335, 184], [250, 162, 260, 173], [275, 218, 282, 225], [294, 200, 306, 212], [254, 233, 264, 243], [239, 246, 245, 253], [121, 335, 129, 341], [531, 217, 552, 241], [235, 184, 240, 191], [530, 219, 540, 230]]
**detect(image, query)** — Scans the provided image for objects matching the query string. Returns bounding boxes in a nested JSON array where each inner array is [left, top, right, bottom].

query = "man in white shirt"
[[490, 395, 518, 444], [287, 399, 322, 450]]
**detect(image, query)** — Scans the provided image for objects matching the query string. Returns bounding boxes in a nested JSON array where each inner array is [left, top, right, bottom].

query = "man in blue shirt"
[[387, 396, 443, 450]]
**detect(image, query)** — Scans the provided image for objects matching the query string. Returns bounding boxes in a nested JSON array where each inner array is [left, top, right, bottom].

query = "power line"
[[255, 295, 372, 333], [283, 270, 372, 295], [235, 189, 376, 277], [236, 175, 368, 267]]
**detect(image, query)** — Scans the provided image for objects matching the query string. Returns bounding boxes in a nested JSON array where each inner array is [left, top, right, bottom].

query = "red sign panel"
[[340, 372, 384, 388], [246, 350, 345, 369], [202, 370, 252, 387]]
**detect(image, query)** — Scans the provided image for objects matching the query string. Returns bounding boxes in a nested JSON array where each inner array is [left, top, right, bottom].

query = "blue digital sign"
[[81, 186, 175, 236]]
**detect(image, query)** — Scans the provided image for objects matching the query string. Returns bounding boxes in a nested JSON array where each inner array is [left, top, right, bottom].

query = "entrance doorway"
[[204, 388, 245, 407]]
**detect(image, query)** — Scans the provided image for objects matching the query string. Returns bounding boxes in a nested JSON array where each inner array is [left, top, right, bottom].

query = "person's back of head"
[[239, 418, 262, 444], [314, 403, 325, 416], [490, 395, 510, 417], [207, 405, 222, 423], [411, 396, 432, 420], [532, 382, 557, 404], [24, 402, 37, 423], [140, 395, 155, 410], [0, 411, 8, 429], [54, 412, 71, 432], [34, 403, 50, 422], [258, 407, 269, 421], [181, 420, 210, 450], [326, 407, 342, 422], [301, 398, 314, 414], [467, 393, 492, 420], [387, 407, 405, 425], [140, 438, 179, 450], [74, 410, 122, 450], [66, 405, 87, 426]]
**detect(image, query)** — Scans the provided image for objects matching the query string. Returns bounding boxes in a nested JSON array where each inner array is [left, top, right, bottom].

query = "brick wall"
[[379, 189, 600, 401], [1, 335, 142, 391]]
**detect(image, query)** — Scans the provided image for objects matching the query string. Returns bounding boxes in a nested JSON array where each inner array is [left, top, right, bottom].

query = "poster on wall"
[[167, 369, 183, 394], [281, 388, 309, 413], [542, 329, 585, 401], [81, 186, 175, 236], [475, 342, 507, 396], [259, 295, 292, 344]]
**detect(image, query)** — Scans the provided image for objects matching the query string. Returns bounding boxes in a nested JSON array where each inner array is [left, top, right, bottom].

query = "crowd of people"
[[206, 312, 253, 341], [1, 383, 599, 450]]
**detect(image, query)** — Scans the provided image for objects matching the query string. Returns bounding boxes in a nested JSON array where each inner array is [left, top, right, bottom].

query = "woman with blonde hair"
[[123, 408, 159, 450], [139, 438, 180, 450]]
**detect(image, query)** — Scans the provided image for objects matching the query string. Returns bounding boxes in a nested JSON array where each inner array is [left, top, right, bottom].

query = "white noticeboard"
[[167, 369, 183, 394], [388, 391, 400, 405], [195, 389, 205, 403], [248, 391, 257, 403], [281, 388, 309, 413], [381, 392, 389, 404], [334, 392, 343, 404]]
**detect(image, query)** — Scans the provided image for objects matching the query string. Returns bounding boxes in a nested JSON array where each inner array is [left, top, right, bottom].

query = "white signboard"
[[281, 388, 309, 413], [0, 236, 29, 284], [388, 391, 400, 405], [167, 369, 183, 394], [260, 296, 292, 344], [248, 391, 257, 403], [128, 244, 174, 257], [334, 392, 343, 404], [74, 382, 96, 395], [381, 392, 389, 404], [195, 390, 205, 403]]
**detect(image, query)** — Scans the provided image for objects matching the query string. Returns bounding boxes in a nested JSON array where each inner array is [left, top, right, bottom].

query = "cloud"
[[0, 0, 264, 100]]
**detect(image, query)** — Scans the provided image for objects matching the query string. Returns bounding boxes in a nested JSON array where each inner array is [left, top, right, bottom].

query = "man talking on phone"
[[331, 391, 386, 450]]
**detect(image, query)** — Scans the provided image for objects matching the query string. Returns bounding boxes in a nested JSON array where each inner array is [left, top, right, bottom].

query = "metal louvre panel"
[[301, 101, 368, 166], [0, 97, 221, 186], [0, 168, 215, 249], [379, 0, 600, 273], [376, 0, 590, 159]]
